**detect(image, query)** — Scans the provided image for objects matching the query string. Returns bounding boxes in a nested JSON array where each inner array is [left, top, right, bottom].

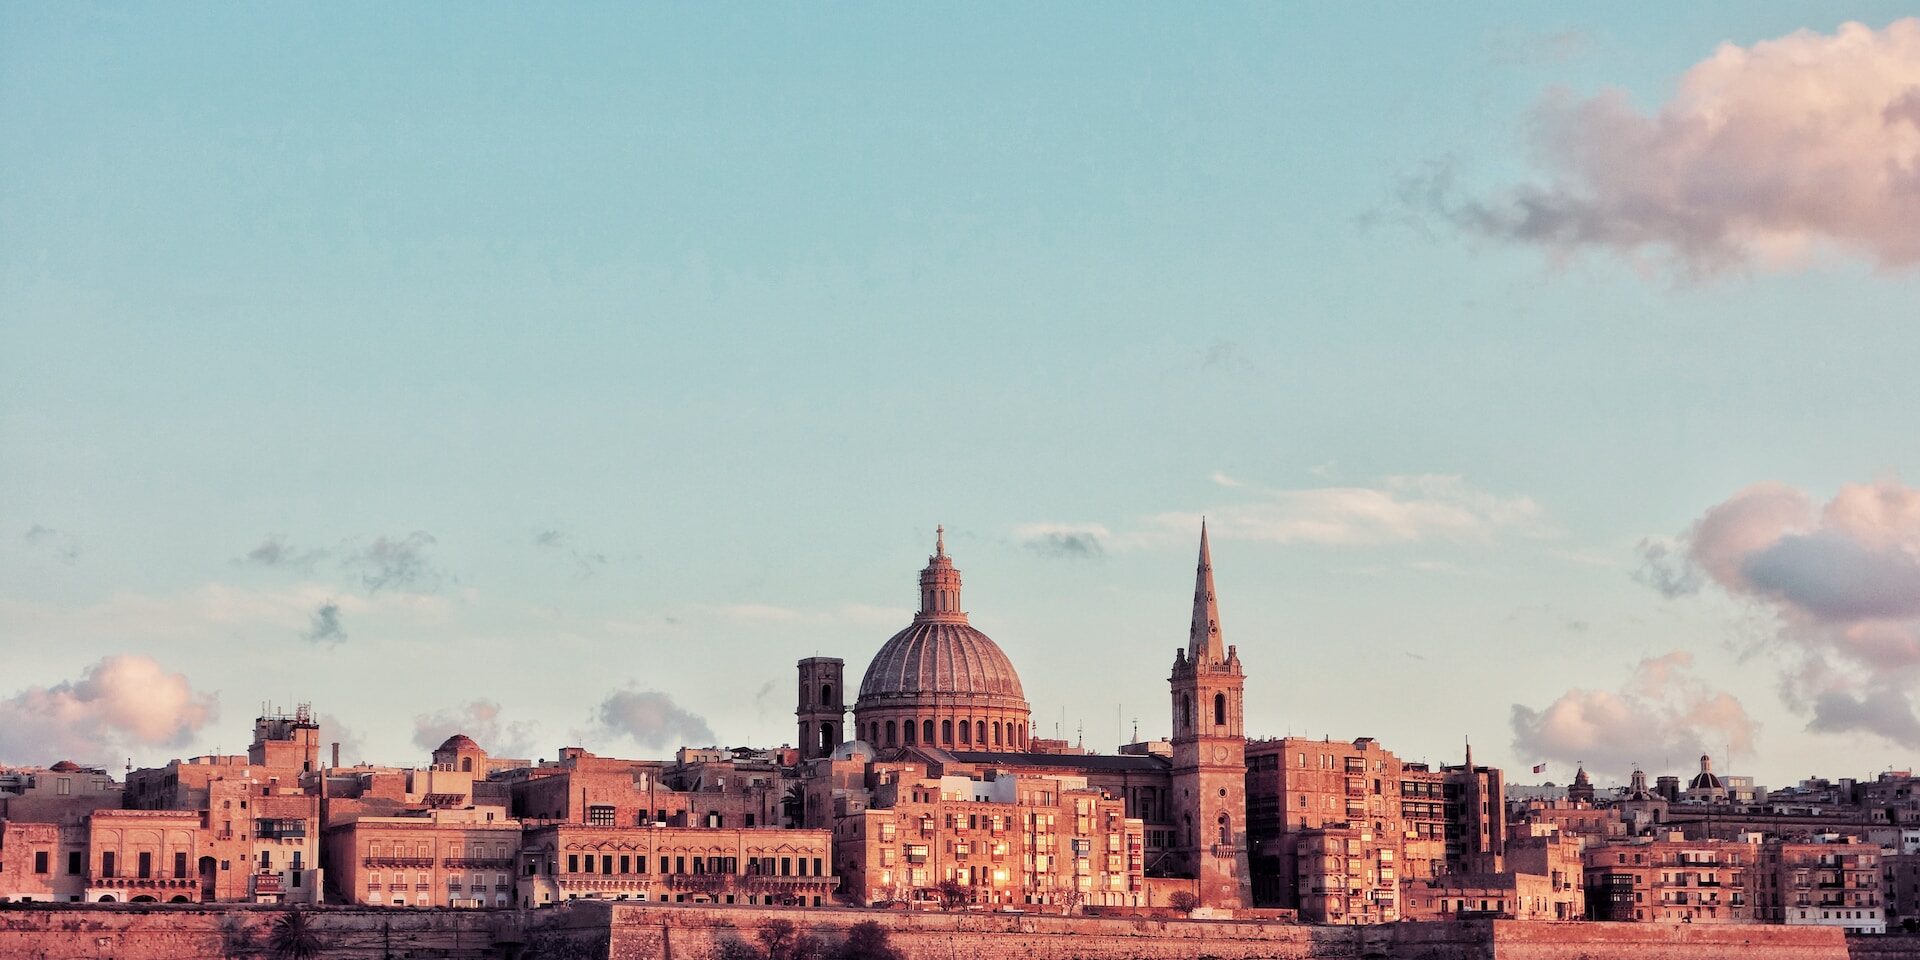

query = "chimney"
[[331, 742, 341, 768]]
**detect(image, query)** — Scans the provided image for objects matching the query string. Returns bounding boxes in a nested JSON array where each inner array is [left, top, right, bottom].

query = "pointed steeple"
[[1188, 519, 1225, 664]]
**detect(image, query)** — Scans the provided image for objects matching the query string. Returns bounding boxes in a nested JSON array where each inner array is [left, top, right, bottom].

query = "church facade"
[[797, 524, 1250, 909]]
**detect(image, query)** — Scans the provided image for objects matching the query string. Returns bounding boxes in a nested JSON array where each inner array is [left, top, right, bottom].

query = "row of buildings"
[[1, 525, 1917, 935]]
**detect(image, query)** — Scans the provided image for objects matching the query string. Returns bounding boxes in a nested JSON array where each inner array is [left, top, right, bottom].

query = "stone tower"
[[797, 657, 846, 760], [1169, 520, 1252, 909]]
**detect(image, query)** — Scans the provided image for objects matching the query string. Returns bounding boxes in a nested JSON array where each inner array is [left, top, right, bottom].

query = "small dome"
[[436, 734, 479, 753], [49, 760, 81, 772], [831, 740, 875, 762]]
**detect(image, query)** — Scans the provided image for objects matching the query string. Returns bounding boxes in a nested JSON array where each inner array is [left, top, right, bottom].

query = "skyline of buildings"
[[5, 523, 1920, 939]]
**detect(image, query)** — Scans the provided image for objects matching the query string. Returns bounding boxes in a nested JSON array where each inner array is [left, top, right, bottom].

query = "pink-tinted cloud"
[[1648, 478, 1920, 746], [1454, 19, 1920, 275], [1511, 651, 1757, 777], [0, 656, 218, 767]]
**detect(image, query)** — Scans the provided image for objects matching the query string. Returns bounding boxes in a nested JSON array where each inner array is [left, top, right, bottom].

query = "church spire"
[[1188, 519, 1225, 664]]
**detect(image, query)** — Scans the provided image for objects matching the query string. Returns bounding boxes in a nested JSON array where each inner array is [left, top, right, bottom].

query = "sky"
[[5, 4, 1920, 790]]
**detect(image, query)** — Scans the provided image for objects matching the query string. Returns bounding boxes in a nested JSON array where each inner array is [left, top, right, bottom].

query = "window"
[[943, 720, 953, 745], [57, 778, 71, 796], [976, 721, 986, 744], [924, 719, 935, 744], [821, 683, 833, 706], [175, 852, 187, 877], [34, 851, 48, 874], [68, 852, 82, 875], [959, 721, 970, 744], [903, 720, 916, 745], [886, 720, 897, 747], [102, 852, 116, 878], [568, 855, 579, 873], [589, 805, 616, 827], [1214, 693, 1227, 726]]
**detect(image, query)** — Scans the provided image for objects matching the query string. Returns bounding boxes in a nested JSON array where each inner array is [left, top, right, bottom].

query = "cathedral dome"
[[858, 619, 1027, 704], [852, 528, 1033, 751]]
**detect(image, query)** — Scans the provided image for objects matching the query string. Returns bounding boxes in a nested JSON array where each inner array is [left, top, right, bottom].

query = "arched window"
[[993, 722, 1002, 746], [976, 721, 986, 745], [904, 719, 917, 745], [942, 720, 953, 745], [461, 757, 473, 773], [924, 719, 935, 744], [1183, 695, 1194, 731], [1214, 693, 1227, 727], [870, 722, 879, 744], [821, 683, 833, 707], [1218, 813, 1231, 846], [820, 722, 835, 754], [885, 720, 896, 747], [958, 721, 970, 745]]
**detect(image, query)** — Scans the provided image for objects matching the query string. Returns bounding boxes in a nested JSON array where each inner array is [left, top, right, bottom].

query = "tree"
[[267, 910, 321, 960], [935, 878, 969, 909], [839, 921, 902, 960], [1168, 890, 1199, 914], [757, 919, 798, 960]]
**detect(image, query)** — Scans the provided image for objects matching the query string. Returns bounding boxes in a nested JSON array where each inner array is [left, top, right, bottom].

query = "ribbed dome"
[[859, 619, 1027, 703]]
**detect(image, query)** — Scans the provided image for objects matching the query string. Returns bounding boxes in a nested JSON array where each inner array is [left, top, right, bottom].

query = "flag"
[[1532, 763, 1546, 774]]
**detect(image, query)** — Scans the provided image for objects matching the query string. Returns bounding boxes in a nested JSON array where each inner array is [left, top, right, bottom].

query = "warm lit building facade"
[[833, 770, 1143, 909], [1583, 834, 1757, 923], [520, 824, 834, 907], [1760, 835, 1884, 933], [324, 810, 523, 908], [1404, 869, 1577, 921]]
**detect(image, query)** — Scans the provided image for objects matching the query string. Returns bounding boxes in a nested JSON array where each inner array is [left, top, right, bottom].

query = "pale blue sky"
[[5, 4, 1919, 788]]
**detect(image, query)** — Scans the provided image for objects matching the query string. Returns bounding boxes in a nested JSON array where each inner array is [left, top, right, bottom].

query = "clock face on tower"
[[1213, 745, 1228, 763]]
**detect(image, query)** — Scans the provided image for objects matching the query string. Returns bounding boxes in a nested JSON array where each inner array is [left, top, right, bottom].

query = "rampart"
[[0, 901, 1881, 960]]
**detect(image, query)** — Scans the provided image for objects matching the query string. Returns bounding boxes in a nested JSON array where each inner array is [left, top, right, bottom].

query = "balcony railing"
[[364, 857, 434, 869], [443, 858, 514, 870], [90, 877, 199, 890]]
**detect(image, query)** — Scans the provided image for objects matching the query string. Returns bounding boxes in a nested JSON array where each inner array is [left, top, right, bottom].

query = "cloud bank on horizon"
[[1638, 478, 1920, 748], [1511, 651, 1758, 778], [0, 656, 218, 767]]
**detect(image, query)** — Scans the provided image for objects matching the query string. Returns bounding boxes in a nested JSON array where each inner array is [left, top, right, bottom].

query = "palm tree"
[[267, 909, 322, 960]]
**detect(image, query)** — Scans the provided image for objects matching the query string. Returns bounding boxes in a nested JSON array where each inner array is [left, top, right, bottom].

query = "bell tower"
[[796, 657, 846, 760], [1169, 520, 1251, 908]]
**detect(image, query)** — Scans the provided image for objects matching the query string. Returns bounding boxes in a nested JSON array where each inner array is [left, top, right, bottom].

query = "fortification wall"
[[0, 901, 1868, 960], [1489, 920, 1846, 960], [0, 904, 518, 960]]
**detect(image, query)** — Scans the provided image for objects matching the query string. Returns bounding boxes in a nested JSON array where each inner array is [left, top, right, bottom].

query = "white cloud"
[[1449, 18, 1920, 275], [1510, 651, 1758, 778], [1168, 474, 1545, 546], [0, 655, 218, 766]]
